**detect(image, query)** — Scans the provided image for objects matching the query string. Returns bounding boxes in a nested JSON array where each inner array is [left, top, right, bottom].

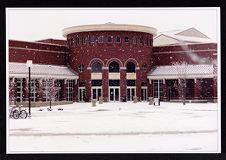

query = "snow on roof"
[[165, 34, 214, 43], [147, 64, 215, 79], [154, 27, 215, 46], [9, 62, 78, 79]]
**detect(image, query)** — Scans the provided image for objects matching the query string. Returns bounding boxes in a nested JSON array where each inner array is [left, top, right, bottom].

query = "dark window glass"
[[109, 61, 120, 72], [127, 80, 135, 86], [79, 64, 84, 72], [109, 80, 120, 86], [82, 37, 86, 44], [125, 37, 129, 43], [98, 36, 104, 43], [76, 37, 79, 45], [141, 81, 147, 86], [79, 81, 85, 87], [107, 36, 113, 43], [92, 80, 102, 86], [116, 36, 121, 43], [91, 62, 102, 72], [90, 36, 95, 43], [126, 62, 136, 73], [140, 37, 143, 44], [142, 64, 148, 72]]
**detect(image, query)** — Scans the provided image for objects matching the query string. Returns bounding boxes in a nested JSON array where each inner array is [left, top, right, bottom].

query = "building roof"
[[147, 64, 216, 79], [63, 23, 157, 37], [9, 62, 78, 79], [153, 27, 215, 46]]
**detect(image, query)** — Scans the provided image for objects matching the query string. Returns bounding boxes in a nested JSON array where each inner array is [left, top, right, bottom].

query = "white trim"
[[9, 39, 67, 47], [91, 86, 102, 100], [63, 23, 157, 37], [9, 46, 68, 54], [9, 73, 78, 80], [126, 86, 136, 101], [147, 74, 215, 80]]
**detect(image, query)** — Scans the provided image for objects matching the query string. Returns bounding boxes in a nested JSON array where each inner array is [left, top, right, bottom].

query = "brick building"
[[8, 23, 217, 106]]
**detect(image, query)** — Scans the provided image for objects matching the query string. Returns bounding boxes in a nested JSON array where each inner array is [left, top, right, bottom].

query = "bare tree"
[[9, 78, 16, 105], [174, 61, 188, 105], [43, 79, 61, 109]]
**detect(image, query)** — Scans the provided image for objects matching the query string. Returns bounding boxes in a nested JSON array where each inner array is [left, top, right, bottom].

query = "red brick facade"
[[8, 28, 218, 103]]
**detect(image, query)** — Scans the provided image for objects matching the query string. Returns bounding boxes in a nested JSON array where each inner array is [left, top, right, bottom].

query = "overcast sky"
[[6, 8, 219, 41]]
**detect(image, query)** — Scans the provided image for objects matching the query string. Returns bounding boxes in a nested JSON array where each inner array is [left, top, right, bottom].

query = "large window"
[[126, 62, 136, 73], [153, 80, 163, 100], [67, 80, 73, 101], [109, 61, 120, 72], [30, 79, 37, 102], [91, 62, 102, 72], [16, 78, 23, 102]]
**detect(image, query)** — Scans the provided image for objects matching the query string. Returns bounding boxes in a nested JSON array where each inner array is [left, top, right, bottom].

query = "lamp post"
[[26, 60, 32, 117]]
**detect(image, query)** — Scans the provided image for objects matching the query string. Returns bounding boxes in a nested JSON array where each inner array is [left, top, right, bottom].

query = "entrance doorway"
[[109, 87, 120, 101], [92, 87, 102, 101], [127, 87, 136, 101], [78, 87, 86, 102]]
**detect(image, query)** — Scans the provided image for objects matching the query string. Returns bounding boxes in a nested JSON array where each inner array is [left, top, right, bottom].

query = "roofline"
[[62, 23, 157, 37], [9, 39, 68, 47], [175, 27, 210, 39]]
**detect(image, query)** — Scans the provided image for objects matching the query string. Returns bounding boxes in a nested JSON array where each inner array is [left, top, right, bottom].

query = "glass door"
[[127, 87, 136, 101], [109, 87, 120, 102], [92, 87, 102, 101], [79, 87, 86, 102]]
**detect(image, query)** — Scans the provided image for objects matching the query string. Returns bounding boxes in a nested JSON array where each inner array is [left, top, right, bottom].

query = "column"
[[194, 78, 201, 100], [147, 79, 153, 98], [85, 70, 91, 102], [36, 79, 43, 102], [136, 69, 141, 100], [120, 67, 126, 102], [23, 78, 29, 102], [102, 67, 109, 102], [73, 79, 78, 102], [162, 79, 168, 101]]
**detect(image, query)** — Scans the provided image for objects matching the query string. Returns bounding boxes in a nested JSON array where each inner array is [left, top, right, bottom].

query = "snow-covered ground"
[[7, 102, 220, 153]]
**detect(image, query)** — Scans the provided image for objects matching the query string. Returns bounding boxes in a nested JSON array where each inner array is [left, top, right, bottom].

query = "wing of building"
[[8, 24, 218, 106]]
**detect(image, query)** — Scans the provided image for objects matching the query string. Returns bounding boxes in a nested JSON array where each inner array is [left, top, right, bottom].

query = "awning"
[[147, 64, 216, 80], [9, 62, 79, 80]]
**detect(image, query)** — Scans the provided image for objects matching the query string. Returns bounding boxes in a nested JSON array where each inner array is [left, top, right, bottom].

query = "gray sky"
[[7, 8, 219, 41]]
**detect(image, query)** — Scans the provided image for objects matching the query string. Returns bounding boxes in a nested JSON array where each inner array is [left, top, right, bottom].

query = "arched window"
[[91, 62, 102, 72], [109, 61, 119, 72], [76, 37, 79, 45], [79, 64, 84, 72], [125, 37, 129, 43], [116, 36, 121, 43], [107, 36, 113, 43], [126, 62, 135, 73]]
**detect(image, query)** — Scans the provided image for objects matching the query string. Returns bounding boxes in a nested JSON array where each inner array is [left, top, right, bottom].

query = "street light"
[[26, 60, 32, 117]]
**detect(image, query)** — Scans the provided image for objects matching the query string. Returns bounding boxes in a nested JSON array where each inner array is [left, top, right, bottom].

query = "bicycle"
[[9, 105, 28, 119]]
